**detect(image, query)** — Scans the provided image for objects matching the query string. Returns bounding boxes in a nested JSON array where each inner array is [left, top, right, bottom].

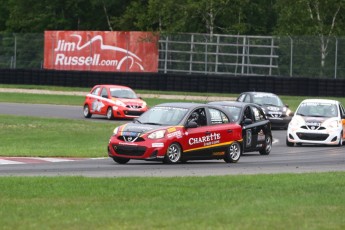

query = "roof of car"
[[154, 102, 206, 109], [93, 84, 132, 89], [241, 91, 278, 96], [208, 101, 256, 108], [300, 99, 340, 104]]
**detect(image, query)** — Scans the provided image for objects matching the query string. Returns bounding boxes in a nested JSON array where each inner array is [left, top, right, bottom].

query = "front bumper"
[[287, 128, 341, 145], [108, 140, 167, 160], [268, 116, 292, 129]]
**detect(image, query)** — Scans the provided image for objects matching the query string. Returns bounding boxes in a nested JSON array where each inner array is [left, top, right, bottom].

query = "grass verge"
[[1, 173, 345, 230], [0, 115, 116, 157]]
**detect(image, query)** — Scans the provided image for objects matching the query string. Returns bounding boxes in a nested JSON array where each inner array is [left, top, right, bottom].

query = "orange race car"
[[83, 84, 148, 120]]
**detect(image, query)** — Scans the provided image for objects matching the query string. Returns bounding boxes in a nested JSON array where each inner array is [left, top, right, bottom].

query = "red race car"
[[108, 103, 243, 164], [83, 85, 148, 120]]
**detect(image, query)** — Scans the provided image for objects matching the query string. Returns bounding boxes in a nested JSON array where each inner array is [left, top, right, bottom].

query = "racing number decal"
[[246, 129, 252, 148]]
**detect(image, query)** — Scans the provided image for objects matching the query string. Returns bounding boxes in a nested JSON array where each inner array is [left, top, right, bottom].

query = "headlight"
[[324, 120, 339, 130], [289, 117, 302, 128], [115, 100, 126, 107], [113, 127, 119, 135], [285, 109, 292, 116], [142, 102, 147, 108], [148, 130, 166, 139]]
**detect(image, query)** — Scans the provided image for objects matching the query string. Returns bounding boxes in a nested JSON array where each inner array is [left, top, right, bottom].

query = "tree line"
[[0, 0, 345, 37]]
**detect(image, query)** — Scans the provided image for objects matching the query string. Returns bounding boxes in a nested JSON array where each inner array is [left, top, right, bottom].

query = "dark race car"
[[108, 103, 243, 164], [236, 92, 293, 129], [208, 101, 272, 155]]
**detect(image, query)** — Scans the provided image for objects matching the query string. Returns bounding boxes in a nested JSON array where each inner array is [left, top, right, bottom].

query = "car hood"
[[119, 123, 169, 136], [261, 104, 284, 112], [111, 97, 145, 105], [301, 116, 328, 124]]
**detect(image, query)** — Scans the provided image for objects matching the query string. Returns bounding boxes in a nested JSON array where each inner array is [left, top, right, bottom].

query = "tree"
[[274, 0, 345, 70]]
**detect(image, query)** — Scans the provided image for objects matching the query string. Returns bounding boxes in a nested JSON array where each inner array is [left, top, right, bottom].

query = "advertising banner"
[[44, 31, 159, 72]]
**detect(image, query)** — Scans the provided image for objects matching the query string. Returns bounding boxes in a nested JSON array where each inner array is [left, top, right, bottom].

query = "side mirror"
[[185, 121, 198, 128], [285, 104, 289, 108]]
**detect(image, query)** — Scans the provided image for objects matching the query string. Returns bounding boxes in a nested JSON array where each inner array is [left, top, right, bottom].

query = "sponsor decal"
[[188, 132, 221, 146], [167, 127, 177, 133], [257, 130, 265, 141], [167, 130, 182, 139], [212, 151, 225, 156], [152, 143, 164, 147], [119, 142, 137, 146], [91, 100, 104, 112], [246, 129, 252, 147], [44, 31, 158, 72]]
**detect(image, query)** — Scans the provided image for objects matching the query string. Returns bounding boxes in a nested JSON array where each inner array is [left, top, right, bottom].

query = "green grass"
[[0, 173, 345, 230], [0, 115, 115, 157]]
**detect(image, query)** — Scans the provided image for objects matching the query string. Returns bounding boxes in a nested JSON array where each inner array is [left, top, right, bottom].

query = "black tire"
[[260, 135, 272, 155], [106, 107, 114, 120], [286, 137, 294, 147], [337, 131, 343, 147], [112, 157, 130, 164], [163, 142, 182, 164], [224, 141, 241, 163], [83, 105, 92, 118]]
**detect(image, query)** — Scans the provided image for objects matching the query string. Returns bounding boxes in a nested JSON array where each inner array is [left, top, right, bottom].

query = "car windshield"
[[137, 106, 188, 126], [222, 106, 242, 122], [253, 94, 283, 107], [110, 88, 137, 99], [296, 102, 338, 117]]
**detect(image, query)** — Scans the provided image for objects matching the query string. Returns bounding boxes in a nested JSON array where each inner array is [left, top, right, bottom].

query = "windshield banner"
[[44, 31, 158, 72]]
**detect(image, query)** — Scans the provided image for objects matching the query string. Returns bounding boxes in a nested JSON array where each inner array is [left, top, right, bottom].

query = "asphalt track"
[[1, 102, 345, 177]]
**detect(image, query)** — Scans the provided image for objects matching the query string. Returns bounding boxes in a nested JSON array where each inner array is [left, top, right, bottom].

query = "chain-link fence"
[[1, 32, 345, 79]]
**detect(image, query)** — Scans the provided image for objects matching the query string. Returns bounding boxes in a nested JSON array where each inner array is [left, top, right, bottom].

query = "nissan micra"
[[286, 99, 345, 146]]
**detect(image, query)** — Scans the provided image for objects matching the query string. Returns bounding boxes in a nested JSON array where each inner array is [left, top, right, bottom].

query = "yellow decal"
[[212, 151, 225, 156], [167, 127, 177, 133]]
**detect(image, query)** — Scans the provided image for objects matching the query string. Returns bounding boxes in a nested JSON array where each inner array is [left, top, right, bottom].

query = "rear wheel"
[[112, 157, 130, 164], [260, 135, 272, 155], [163, 143, 182, 164], [83, 105, 92, 118], [224, 141, 241, 163], [106, 107, 114, 120]]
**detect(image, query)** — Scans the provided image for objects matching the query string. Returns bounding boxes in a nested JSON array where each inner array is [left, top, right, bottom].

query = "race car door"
[[182, 107, 231, 159], [242, 105, 258, 152], [250, 105, 270, 149]]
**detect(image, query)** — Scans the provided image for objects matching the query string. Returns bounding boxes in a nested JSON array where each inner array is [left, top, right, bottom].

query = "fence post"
[[241, 36, 246, 75], [289, 36, 293, 77], [164, 36, 169, 74], [13, 33, 17, 69], [189, 34, 194, 74]]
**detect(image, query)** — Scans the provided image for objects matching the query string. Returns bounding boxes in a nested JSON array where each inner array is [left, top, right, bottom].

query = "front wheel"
[[224, 141, 241, 163], [337, 131, 343, 147], [163, 143, 182, 164], [112, 157, 130, 164], [260, 135, 272, 155], [106, 107, 114, 120], [286, 137, 294, 147], [83, 105, 92, 118]]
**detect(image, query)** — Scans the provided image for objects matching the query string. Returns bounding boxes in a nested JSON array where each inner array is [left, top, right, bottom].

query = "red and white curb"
[[0, 157, 88, 165]]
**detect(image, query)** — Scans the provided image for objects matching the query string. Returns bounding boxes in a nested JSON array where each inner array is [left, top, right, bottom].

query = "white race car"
[[286, 99, 345, 146]]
